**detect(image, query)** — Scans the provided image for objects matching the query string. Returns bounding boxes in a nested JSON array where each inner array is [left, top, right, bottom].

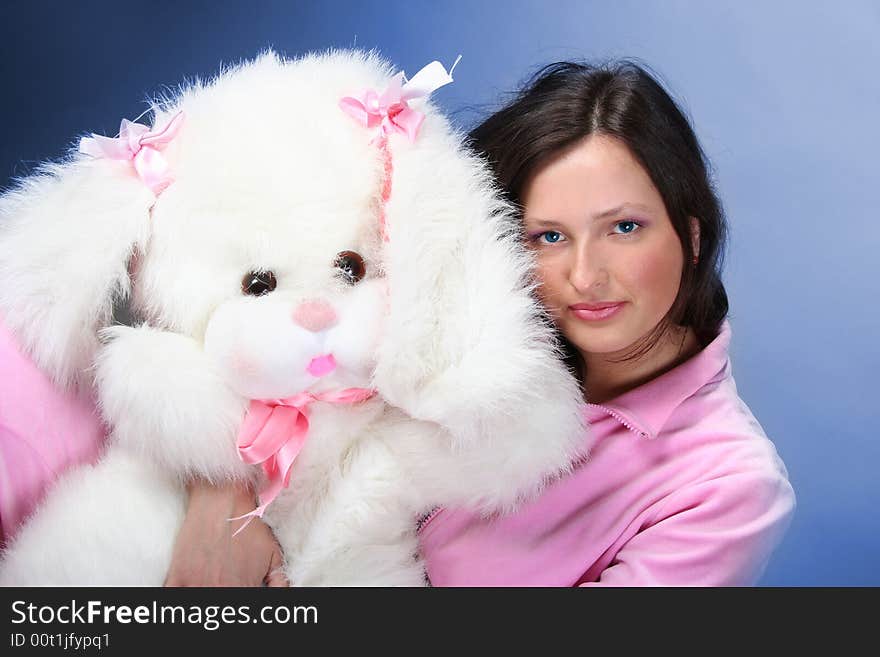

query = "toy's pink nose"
[[292, 299, 337, 332]]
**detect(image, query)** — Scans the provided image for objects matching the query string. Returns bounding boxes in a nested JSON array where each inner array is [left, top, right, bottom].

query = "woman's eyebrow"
[[523, 217, 567, 229], [526, 203, 653, 227], [592, 203, 653, 220]]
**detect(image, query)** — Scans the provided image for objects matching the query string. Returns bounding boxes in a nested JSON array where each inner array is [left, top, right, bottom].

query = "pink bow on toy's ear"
[[79, 111, 185, 195], [339, 57, 461, 243], [339, 56, 461, 143]]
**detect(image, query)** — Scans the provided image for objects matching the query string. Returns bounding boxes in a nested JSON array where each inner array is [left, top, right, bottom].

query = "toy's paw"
[[371, 362, 440, 424], [96, 324, 250, 480]]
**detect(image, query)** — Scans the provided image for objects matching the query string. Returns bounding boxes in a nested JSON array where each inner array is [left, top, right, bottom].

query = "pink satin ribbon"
[[339, 73, 423, 142], [338, 57, 460, 143], [338, 57, 460, 241], [230, 387, 376, 535], [79, 111, 185, 195]]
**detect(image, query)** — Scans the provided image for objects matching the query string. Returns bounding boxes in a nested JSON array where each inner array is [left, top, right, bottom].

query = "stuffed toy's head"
[[1, 51, 405, 398]]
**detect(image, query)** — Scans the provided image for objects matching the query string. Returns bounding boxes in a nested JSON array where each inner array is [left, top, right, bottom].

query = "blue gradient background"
[[1, 1, 877, 586]]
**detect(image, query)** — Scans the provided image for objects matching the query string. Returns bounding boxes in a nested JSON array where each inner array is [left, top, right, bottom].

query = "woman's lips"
[[569, 302, 625, 321]]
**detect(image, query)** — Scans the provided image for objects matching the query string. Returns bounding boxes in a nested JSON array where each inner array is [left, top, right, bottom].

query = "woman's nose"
[[292, 299, 337, 332], [568, 247, 608, 292]]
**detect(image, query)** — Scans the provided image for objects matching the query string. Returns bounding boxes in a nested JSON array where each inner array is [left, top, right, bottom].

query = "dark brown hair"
[[468, 60, 728, 371]]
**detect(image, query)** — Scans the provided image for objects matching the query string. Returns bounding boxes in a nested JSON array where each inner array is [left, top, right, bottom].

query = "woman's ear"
[[689, 216, 701, 260], [0, 156, 156, 389]]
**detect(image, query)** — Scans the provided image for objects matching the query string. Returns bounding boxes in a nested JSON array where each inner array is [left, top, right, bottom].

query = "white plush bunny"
[[0, 50, 586, 586]]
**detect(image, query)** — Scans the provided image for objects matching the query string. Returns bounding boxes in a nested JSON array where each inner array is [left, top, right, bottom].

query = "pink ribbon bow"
[[339, 56, 461, 143], [230, 387, 376, 535], [338, 57, 461, 242], [79, 111, 185, 195]]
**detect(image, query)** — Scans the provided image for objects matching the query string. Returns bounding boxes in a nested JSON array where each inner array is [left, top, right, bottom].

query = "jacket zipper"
[[416, 506, 443, 534], [588, 404, 651, 439]]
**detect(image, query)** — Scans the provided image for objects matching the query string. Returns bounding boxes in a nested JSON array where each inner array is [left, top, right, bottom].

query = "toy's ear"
[[373, 124, 584, 449], [0, 155, 155, 389]]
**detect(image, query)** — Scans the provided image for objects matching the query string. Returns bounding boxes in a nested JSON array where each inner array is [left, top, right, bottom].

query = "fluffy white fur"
[[0, 50, 587, 586]]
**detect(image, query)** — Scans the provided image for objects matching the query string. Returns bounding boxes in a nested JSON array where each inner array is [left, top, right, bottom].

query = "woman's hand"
[[164, 478, 289, 587]]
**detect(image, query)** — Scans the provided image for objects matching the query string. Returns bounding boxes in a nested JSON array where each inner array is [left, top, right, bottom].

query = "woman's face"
[[522, 134, 689, 358]]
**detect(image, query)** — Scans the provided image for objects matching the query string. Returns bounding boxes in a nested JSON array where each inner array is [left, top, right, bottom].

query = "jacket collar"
[[584, 320, 732, 440]]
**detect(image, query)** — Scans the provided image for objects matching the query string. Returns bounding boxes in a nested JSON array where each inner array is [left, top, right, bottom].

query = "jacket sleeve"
[[579, 468, 796, 586], [0, 317, 106, 545]]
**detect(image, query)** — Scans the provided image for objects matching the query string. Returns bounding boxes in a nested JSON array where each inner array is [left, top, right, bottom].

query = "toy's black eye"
[[334, 251, 366, 284], [241, 270, 277, 296]]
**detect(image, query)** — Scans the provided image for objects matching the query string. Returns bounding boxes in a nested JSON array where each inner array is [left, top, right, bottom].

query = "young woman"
[[414, 60, 796, 585]]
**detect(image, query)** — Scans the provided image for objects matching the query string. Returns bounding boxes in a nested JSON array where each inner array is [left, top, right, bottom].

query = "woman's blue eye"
[[614, 221, 641, 235], [541, 231, 564, 244]]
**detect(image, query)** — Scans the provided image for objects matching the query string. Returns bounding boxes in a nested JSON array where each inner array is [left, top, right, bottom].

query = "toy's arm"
[[95, 325, 252, 482]]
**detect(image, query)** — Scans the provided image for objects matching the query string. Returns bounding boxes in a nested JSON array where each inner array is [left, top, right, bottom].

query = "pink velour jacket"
[[0, 318, 106, 547], [418, 320, 796, 586]]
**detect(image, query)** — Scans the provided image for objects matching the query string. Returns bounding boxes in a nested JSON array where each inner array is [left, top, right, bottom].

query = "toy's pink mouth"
[[306, 354, 337, 377]]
